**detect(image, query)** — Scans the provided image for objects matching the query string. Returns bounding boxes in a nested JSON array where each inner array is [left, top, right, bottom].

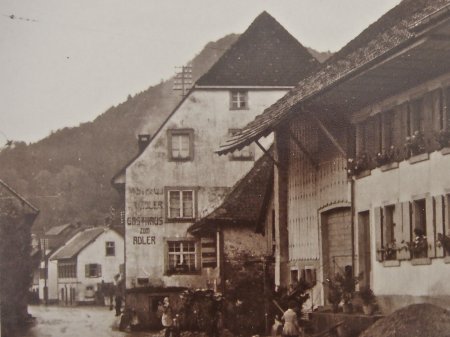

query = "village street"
[[25, 305, 158, 337]]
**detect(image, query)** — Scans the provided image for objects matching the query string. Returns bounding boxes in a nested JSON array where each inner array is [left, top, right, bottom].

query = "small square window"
[[168, 129, 194, 161], [166, 188, 196, 220], [230, 91, 248, 110], [106, 241, 115, 256]]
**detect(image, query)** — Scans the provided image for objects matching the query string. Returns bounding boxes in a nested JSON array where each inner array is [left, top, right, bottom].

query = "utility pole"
[[173, 64, 193, 97]]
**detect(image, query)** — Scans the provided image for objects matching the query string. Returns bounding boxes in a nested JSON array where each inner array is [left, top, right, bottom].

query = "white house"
[[112, 11, 319, 327], [50, 227, 124, 305], [218, 0, 450, 314]]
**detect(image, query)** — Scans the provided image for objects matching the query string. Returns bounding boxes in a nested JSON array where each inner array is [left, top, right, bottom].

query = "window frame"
[[57, 259, 77, 279], [105, 241, 115, 256], [165, 239, 200, 275], [167, 129, 194, 161], [230, 90, 249, 110], [228, 128, 255, 161], [165, 187, 198, 222], [85, 263, 102, 278]]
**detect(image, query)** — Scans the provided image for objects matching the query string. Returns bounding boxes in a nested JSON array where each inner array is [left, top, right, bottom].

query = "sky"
[[0, 0, 401, 144]]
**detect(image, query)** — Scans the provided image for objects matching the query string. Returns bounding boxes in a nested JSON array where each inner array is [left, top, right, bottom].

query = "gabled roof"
[[218, 0, 450, 154], [196, 11, 319, 87], [50, 227, 105, 260], [0, 179, 39, 215], [189, 149, 273, 234], [45, 223, 73, 236]]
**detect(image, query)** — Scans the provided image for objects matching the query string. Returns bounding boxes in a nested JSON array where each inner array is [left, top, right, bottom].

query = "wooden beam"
[[255, 140, 279, 167], [308, 112, 347, 157], [288, 129, 318, 169]]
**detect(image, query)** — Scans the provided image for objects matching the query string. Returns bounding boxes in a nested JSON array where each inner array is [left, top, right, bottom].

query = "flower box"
[[409, 152, 429, 164]]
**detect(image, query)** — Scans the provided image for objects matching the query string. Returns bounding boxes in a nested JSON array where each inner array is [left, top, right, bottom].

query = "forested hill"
[[0, 32, 329, 233], [0, 34, 239, 233]]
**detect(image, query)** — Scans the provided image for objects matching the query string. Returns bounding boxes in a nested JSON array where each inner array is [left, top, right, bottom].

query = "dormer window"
[[167, 129, 194, 161], [230, 90, 248, 110]]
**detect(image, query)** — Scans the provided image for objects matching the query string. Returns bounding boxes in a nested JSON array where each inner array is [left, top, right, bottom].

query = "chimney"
[[138, 134, 151, 152]]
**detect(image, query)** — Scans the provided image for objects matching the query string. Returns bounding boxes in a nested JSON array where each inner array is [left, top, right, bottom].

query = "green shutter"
[[374, 207, 383, 261], [426, 196, 436, 258]]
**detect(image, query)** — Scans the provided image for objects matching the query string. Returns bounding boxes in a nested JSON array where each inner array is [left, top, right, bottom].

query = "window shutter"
[[98, 264, 102, 277], [426, 196, 436, 258], [435, 196, 445, 258], [201, 236, 217, 268], [423, 93, 434, 149], [164, 239, 169, 274], [374, 207, 383, 261], [85, 264, 89, 277], [392, 107, 403, 150], [399, 202, 411, 260], [432, 89, 443, 131], [393, 203, 403, 255], [445, 195, 450, 235]]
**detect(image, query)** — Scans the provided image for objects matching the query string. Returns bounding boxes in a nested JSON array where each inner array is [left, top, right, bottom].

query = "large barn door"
[[321, 207, 353, 280]]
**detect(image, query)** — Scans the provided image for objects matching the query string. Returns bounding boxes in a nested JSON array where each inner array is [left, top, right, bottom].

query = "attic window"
[[228, 129, 254, 161], [230, 90, 248, 110], [167, 129, 194, 161]]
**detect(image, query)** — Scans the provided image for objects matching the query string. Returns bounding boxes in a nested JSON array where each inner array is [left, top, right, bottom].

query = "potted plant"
[[359, 286, 376, 315], [347, 153, 369, 177], [405, 130, 426, 157], [337, 268, 358, 314], [375, 145, 397, 167], [324, 277, 342, 313]]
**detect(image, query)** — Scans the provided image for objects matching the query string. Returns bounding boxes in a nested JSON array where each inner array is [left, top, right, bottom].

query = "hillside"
[[0, 34, 238, 233], [0, 33, 328, 233]]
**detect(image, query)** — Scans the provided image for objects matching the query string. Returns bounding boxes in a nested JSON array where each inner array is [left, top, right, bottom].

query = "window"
[[105, 241, 115, 256], [85, 263, 102, 278], [409, 98, 424, 135], [167, 129, 194, 161], [413, 199, 427, 235], [382, 205, 397, 260], [166, 188, 196, 220], [58, 260, 77, 278], [167, 240, 197, 273], [290, 269, 299, 284], [230, 90, 248, 110], [228, 129, 254, 160], [382, 111, 394, 151]]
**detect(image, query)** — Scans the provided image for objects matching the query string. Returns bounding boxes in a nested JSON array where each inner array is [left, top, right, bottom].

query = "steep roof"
[[0, 179, 39, 215], [218, 0, 450, 154], [45, 223, 73, 236], [50, 227, 105, 260], [196, 11, 319, 87], [189, 149, 273, 234]]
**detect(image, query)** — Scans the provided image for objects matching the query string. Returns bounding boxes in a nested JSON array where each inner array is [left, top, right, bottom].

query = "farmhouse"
[[219, 0, 450, 313]]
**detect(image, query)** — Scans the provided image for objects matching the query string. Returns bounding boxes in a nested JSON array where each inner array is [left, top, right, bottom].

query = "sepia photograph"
[[1, 0, 450, 336]]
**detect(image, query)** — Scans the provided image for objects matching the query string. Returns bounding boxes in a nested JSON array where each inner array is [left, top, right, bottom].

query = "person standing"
[[282, 302, 302, 337], [162, 297, 174, 337]]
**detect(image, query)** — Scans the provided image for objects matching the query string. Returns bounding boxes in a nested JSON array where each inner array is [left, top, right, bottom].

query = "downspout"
[[351, 176, 356, 277]]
